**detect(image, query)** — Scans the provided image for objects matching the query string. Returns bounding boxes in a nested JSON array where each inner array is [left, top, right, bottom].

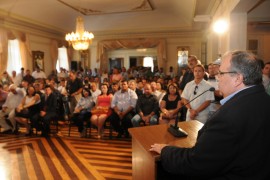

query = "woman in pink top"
[[111, 68, 122, 83], [90, 83, 113, 138]]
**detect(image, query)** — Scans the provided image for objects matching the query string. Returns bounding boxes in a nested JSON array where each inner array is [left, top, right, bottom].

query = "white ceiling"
[[0, 0, 269, 36]]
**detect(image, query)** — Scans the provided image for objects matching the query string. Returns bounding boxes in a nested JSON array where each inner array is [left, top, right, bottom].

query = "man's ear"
[[234, 73, 244, 87]]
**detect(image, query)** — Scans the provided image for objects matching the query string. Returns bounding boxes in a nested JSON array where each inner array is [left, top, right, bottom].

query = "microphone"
[[168, 87, 215, 137]]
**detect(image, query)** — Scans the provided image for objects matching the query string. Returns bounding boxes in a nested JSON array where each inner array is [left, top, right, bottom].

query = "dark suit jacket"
[[42, 92, 57, 114], [161, 85, 270, 180], [135, 88, 143, 98]]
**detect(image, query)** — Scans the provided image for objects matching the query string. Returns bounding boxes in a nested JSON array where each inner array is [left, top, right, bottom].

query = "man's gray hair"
[[225, 50, 262, 86]]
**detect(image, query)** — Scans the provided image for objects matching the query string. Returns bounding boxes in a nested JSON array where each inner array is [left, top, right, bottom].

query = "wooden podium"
[[128, 120, 203, 180]]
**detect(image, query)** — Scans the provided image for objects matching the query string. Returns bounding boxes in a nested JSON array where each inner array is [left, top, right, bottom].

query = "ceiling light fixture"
[[65, 16, 94, 51]]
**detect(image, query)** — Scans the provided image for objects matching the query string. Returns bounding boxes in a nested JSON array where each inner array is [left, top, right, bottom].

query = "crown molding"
[[0, 10, 65, 39], [93, 29, 203, 40], [0, 10, 204, 41]]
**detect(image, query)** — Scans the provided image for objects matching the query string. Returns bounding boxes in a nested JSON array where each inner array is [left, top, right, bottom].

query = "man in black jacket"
[[150, 50, 270, 180], [31, 85, 57, 137], [131, 83, 159, 127]]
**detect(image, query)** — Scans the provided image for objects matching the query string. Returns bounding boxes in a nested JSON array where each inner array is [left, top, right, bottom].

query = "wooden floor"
[[0, 126, 132, 180]]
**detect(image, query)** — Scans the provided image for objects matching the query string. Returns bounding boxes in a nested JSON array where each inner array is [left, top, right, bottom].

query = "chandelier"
[[65, 16, 94, 51]]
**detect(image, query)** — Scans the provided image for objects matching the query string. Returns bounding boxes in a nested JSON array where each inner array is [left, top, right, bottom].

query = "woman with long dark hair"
[[90, 83, 113, 139], [159, 83, 182, 124], [15, 86, 40, 135]]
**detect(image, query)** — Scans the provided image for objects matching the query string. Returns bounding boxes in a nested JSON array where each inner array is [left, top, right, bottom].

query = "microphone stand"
[[168, 87, 215, 137]]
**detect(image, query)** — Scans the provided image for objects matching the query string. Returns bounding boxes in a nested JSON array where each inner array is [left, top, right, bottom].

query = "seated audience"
[[0, 71, 12, 86], [0, 84, 24, 133], [110, 81, 120, 94], [110, 80, 137, 138], [151, 81, 164, 103], [30, 85, 57, 137], [23, 69, 35, 85], [90, 82, 101, 104], [0, 84, 8, 110], [71, 88, 95, 137], [90, 84, 113, 139], [128, 79, 143, 97], [32, 67, 47, 79], [131, 83, 159, 127], [57, 79, 68, 96], [159, 83, 182, 124], [14, 86, 40, 135], [11, 70, 22, 86], [111, 67, 122, 82]]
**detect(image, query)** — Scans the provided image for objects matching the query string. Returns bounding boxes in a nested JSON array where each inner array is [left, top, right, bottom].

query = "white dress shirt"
[[111, 88, 138, 112]]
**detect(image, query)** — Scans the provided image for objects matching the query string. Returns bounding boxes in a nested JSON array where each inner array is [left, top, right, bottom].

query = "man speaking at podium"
[[150, 50, 270, 180]]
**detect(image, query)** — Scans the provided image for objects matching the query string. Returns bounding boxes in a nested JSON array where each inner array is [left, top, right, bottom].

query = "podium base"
[[168, 125, 188, 137]]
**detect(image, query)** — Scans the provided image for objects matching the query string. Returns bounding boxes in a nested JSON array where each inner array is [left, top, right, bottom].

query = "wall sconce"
[[213, 19, 228, 34], [213, 19, 229, 57]]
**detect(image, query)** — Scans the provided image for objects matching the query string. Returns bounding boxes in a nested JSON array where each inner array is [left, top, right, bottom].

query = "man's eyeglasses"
[[194, 85, 198, 95], [218, 70, 238, 76]]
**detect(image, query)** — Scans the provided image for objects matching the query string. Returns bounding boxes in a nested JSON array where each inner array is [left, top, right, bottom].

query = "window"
[[56, 46, 69, 72], [143, 56, 154, 72], [7, 39, 22, 75]]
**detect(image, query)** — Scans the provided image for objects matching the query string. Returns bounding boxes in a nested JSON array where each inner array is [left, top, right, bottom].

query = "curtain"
[[56, 47, 69, 71], [97, 38, 167, 69], [50, 40, 59, 70], [7, 40, 22, 75], [10, 30, 32, 69], [66, 46, 73, 68], [0, 28, 8, 74], [0, 28, 32, 74]]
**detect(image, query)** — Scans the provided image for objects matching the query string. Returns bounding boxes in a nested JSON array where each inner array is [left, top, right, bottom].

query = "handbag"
[[16, 108, 30, 118], [91, 106, 109, 115]]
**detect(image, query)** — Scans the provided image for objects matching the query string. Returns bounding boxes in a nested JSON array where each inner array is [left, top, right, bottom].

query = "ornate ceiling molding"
[[57, 0, 153, 15]]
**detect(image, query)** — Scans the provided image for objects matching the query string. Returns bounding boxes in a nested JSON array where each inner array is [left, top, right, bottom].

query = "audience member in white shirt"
[[32, 67, 47, 79], [0, 84, 25, 133]]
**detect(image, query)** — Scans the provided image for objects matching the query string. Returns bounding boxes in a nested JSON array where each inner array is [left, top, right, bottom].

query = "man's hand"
[[189, 109, 198, 120], [142, 115, 150, 124], [149, 144, 168, 154]]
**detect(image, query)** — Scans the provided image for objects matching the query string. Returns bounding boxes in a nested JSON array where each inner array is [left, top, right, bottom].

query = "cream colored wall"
[[106, 48, 157, 68], [248, 33, 270, 61], [87, 35, 203, 74], [205, 0, 251, 61], [261, 35, 270, 61], [166, 37, 202, 72]]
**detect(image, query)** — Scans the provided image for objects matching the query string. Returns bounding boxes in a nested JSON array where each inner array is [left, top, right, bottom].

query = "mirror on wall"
[[177, 46, 189, 75], [177, 47, 189, 67], [109, 58, 123, 72]]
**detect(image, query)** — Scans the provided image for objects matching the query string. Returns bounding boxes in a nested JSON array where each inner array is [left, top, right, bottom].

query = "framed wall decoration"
[[32, 51, 44, 71]]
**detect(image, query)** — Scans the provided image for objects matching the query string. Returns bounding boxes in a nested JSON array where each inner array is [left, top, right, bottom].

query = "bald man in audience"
[[0, 84, 24, 133]]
